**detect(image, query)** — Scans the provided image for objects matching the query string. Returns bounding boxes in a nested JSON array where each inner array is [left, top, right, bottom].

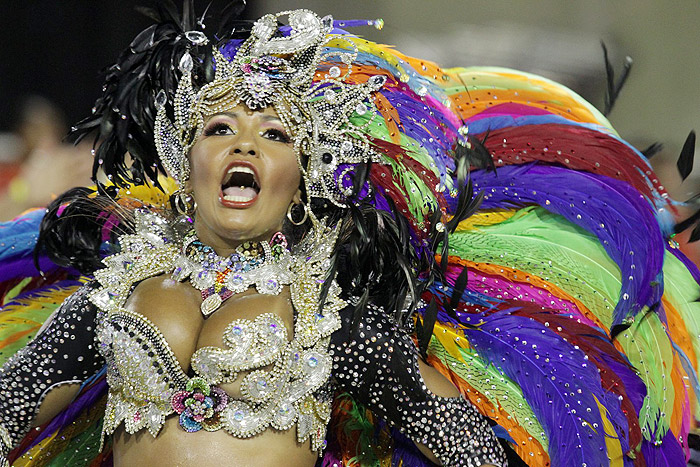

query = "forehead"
[[204, 103, 281, 122]]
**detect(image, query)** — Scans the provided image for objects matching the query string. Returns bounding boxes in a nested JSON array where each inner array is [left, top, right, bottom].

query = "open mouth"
[[221, 163, 260, 204]]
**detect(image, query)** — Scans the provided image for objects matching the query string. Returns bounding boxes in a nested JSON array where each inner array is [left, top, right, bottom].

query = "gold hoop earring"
[[286, 202, 308, 226], [173, 190, 197, 217]]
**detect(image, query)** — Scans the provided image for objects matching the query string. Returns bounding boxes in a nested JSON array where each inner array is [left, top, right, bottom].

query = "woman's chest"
[[116, 277, 297, 393], [90, 214, 345, 450], [96, 276, 335, 444]]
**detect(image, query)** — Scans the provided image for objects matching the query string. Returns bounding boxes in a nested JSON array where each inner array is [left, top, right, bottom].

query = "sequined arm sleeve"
[[0, 285, 105, 464], [330, 304, 506, 467]]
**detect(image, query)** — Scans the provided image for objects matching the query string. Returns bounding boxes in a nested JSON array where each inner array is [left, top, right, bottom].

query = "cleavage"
[[192, 289, 295, 395]]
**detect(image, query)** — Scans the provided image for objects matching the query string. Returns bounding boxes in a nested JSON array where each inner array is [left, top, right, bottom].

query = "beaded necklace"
[[172, 231, 294, 316]]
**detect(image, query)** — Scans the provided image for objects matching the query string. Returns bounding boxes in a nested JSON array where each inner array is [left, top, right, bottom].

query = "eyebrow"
[[211, 111, 282, 123]]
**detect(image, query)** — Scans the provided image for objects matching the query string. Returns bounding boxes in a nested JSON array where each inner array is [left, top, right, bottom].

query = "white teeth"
[[223, 194, 256, 202], [227, 166, 255, 176]]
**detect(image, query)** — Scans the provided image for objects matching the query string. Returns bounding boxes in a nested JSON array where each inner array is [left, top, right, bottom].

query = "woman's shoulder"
[[88, 209, 184, 311]]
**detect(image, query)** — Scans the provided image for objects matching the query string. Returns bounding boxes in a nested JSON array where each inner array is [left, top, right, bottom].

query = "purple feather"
[[319, 450, 345, 467], [639, 428, 687, 466], [604, 356, 647, 416], [0, 256, 61, 283], [463, 308, 614, 466], [468, 164, 665, 328], [368, 185, 394, 214], [600, 389, 632, 456], [389, 427, 432, 466], [219, 39, 244, 61]]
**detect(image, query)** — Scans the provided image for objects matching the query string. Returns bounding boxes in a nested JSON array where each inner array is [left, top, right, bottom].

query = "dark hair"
[[35, 186, 135, 273]]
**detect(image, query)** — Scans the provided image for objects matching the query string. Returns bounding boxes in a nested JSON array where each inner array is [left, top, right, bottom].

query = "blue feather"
[[468, 164, 665, 328], [462, 308, 616, 466]]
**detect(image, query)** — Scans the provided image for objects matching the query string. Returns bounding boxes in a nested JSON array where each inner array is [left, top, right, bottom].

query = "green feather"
[[45, 417, 104, 467], [660, 249, 700, 419], [449, 206, 620, 329], [334, 392, 387, 466], [4, 277, 32, 302], [350, 111, 446, 218], [616, 311, 674, 442]]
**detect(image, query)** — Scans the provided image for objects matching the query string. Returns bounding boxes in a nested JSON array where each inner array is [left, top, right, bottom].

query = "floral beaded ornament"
[[154, 10, 386, 216]]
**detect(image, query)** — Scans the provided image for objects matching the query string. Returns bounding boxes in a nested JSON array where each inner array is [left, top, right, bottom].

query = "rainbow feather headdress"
[[71, 6, 475, 254], [146, 8, 472, 248]]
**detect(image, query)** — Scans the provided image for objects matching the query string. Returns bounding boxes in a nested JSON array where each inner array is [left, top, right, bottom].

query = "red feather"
[[476, 124, 673, 214]]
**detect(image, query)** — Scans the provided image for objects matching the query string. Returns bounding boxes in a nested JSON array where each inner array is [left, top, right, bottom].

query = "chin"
[[193, 190, 287, 248], [205, 217, 281, 245]]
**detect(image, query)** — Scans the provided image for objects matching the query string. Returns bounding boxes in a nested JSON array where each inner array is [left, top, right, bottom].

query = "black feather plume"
[[675, 209, 700, 235], [677, 131, 696, 181], [602, 42, 633, 116], [37, 2, 250, 272], [444, 165, 485, 234], [641, 142, 663, 159], [34, 187, 136, 274], [690, 223, 700, 243], [216, 1, 250, 37], [449, 267, 469, 311], [466, 132, 496, 172], [68, 1, 247, 190]]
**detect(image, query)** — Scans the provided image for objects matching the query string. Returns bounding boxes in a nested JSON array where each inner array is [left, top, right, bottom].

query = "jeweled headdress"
[[71, 3, 470, 258], [155, 10, 387, 209]]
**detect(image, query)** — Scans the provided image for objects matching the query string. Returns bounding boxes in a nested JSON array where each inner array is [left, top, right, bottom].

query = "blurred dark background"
[[0, 1, 247, 132]]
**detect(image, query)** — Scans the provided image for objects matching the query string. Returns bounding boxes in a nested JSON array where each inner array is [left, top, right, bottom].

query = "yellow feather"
[[455, 209, 518, 230], [13, 432, 59, 466], [594, 396, 624, 466]]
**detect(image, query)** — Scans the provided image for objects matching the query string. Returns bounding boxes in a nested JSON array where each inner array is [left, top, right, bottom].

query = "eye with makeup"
[[260, 128, 291, 144], [203, 121, 236, 137]]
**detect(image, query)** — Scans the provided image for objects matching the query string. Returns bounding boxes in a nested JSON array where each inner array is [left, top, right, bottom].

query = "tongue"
[[223, 186, 258, 199]]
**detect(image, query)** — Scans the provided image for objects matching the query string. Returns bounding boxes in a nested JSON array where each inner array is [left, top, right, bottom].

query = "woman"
[[0, 4, 698, 467]]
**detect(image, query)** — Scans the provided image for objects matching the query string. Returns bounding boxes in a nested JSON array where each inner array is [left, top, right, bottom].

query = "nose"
[[230, 141, 257, 157], [229, 131, 257, 157]]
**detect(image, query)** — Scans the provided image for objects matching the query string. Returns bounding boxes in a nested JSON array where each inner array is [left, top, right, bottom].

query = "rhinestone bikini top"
[[90, 210, 345, 453]]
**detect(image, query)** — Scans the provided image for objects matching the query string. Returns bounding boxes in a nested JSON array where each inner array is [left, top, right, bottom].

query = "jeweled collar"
[[181, 230, 286, 274], [174, 231, 295, 316]]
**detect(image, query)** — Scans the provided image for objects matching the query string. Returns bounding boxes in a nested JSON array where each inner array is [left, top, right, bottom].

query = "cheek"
[[271, 154, 301, 194], [187, 149, 204, 186], [187, 144, 221, 192]]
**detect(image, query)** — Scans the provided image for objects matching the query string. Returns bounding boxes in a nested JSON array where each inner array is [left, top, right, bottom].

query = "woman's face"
[[187, 105, 301, 254]]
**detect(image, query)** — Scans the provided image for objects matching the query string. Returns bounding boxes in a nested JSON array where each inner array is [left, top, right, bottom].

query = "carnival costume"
[[0, 3, 699, 467]]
